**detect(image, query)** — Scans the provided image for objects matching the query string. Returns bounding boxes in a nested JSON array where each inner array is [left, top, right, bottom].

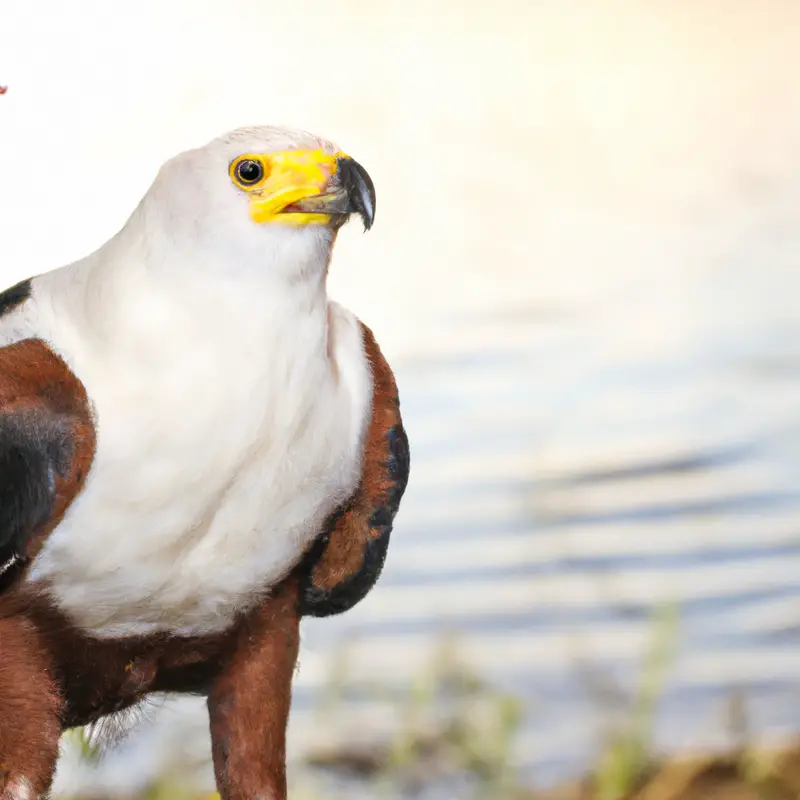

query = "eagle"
[[0, 125, 409, 800]]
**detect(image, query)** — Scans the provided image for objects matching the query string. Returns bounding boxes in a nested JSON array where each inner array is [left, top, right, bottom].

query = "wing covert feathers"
[[298, 321, 410, 617], [0, 339, 96, 589]]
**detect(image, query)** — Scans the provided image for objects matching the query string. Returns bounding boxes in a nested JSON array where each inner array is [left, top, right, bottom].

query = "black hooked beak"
[[334, 156, 376, 231], [284, 156, 376, 231]]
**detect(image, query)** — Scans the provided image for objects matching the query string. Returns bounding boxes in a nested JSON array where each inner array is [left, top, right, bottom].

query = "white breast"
[[10, 264, 373, 638]]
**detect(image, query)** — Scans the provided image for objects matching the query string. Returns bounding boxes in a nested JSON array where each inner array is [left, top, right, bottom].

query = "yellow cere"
[[230, 148, 349, 227]]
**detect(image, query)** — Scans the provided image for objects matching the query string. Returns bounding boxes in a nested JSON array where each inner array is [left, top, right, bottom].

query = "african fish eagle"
[[0, 125, 410, 800]]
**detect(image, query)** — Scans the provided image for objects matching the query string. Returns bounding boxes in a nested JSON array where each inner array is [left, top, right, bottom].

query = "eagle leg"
[[207, 576, 301, 800], [0, 609, 63, 799], [298, 322, 410, 617]]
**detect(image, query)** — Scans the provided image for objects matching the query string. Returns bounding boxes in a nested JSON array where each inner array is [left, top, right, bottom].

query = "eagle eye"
[[234, 159, 264, 187]]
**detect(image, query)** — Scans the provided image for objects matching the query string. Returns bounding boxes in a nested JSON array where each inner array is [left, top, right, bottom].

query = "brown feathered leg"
[[207, 577, 301, 800], [0, 610, 63, 799]]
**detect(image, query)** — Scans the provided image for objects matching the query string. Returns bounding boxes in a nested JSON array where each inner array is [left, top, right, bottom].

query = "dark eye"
[[235, 159, 263, 185]]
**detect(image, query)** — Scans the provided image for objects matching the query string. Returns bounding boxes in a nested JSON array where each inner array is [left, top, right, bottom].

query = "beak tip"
[[337, 155, 376, 233]]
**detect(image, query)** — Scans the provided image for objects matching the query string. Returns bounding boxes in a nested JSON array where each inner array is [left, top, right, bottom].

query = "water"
[[290, 258, 800, 788]]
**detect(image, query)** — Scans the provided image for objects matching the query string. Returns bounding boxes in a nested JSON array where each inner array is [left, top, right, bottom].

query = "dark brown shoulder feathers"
[[298, 321, 410, 616], [0, 338, 96, 591]]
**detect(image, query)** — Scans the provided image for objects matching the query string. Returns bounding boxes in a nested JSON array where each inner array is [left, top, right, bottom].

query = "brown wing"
[[298, 321, 410, 616], [0, 339, 96, 592]]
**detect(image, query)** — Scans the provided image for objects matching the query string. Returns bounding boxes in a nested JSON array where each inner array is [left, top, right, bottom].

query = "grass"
[[59, 605, 800, 799], [301, 632, 527, 798], [591, 603, 680, 800]]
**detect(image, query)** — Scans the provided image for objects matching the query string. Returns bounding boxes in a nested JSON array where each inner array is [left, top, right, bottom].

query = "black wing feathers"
[[0, 411, 72, 582]]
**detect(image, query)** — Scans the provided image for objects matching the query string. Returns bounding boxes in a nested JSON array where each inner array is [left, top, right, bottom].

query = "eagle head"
[[134, 125, 376, 281]]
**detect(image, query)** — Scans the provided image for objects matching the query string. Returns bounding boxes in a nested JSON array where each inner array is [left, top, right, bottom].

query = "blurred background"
[[3, 1, 800, 797]]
